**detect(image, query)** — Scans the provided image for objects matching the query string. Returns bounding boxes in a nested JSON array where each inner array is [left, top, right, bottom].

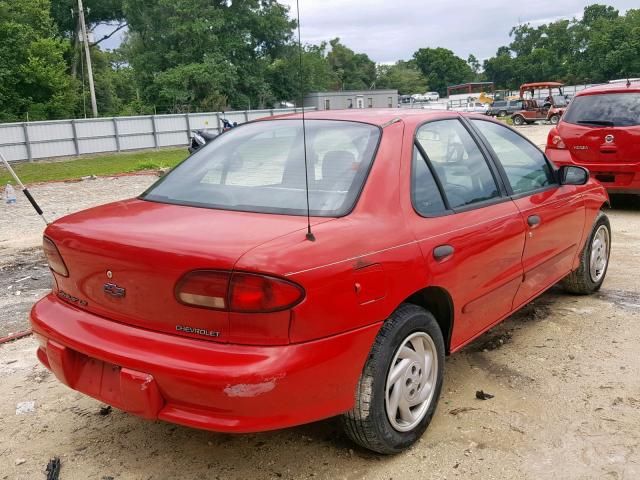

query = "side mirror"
[[559, 165, 589, 186]]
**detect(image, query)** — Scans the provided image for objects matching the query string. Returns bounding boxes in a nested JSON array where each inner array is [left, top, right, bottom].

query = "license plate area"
[[45, 339, 164, 419]]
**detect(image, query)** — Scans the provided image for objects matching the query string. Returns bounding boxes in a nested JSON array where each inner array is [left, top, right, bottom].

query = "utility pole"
[[77, 0, 98, 117]]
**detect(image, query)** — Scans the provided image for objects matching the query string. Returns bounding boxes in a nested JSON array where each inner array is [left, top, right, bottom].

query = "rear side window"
[[142, 120, 380, 217], [563, 93, 640, 127], [415, 120, 500, 209], [471, 120, 555, 194], [411, 146, 447, 216], [493, 101, 507, 107]]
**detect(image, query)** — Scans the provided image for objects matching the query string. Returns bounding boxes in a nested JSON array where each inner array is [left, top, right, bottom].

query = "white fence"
[[0, 108, 311, 162]]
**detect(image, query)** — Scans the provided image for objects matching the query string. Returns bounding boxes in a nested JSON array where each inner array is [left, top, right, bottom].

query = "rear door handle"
[[527, 215, 541, 227], [433, 245, 454, 261]]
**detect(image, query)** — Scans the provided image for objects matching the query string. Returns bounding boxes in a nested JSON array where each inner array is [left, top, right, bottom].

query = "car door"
[[408, 118, 527, 348], [469, 118, 586, 309]]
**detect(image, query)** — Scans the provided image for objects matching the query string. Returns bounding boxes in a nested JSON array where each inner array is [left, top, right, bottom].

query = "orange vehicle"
[[512, 82, 569, 126]]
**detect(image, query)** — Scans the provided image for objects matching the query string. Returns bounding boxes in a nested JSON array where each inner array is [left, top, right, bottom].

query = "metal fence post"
[[112, 118, 121, 152], [151, 115, 159, 148], [185, 113, 192, 143], [270, 109, 274, 117], [215, 112, 221, 134], [70, 119, 80, 156], [244, 110, 249, 122], [22, 123, 33, 162]]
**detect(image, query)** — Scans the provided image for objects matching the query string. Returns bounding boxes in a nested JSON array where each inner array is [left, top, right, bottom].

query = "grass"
[[0, 148, 188, 185]]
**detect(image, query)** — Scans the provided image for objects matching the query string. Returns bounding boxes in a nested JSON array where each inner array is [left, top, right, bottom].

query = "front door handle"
[[527, 215, 541, 227], [433, 245, 454, 261]]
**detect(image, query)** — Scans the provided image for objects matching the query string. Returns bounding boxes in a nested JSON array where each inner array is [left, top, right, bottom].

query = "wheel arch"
[[402, 286, 454, 355]]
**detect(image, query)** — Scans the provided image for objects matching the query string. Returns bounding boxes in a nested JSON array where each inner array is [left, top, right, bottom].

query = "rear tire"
[[498, 110, 507, 117], [549, 114, 560, 125], [342, 304, 444, 454], [561, 210, 611, 294], [512, 115, 525, 126]]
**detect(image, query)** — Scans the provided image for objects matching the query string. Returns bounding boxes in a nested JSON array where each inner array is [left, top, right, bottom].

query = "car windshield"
[[563, 93, 640, 127], [552, 95, 567, 107], [141, 119, 381, 217]]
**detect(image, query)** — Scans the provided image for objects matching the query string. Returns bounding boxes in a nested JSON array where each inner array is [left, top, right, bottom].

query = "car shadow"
[[609, 194, 640, 211]]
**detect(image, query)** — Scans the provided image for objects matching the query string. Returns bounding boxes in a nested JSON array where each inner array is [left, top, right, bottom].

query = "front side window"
[[471, 119, 555, 194], [142, 120, 380, 217], [562, 93, 640, 127], [415, 119, 500, 209]]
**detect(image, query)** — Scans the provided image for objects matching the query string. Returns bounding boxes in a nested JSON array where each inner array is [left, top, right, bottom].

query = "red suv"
[[32, 110, 610, 454], [546, 81, 640, 194]]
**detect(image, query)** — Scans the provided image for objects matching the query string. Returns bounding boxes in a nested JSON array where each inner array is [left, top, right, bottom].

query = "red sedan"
[[546, 81, 640, 194], [32, 110, 610, 454]]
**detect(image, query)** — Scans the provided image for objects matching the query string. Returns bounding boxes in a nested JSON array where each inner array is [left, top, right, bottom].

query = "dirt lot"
[[2, 126, 640, 479]]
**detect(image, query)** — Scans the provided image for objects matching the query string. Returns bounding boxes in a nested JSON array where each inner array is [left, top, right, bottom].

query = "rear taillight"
[[551, 135, 566, 149], [175, 270, 304, 313], [229, 272, 304, 313], [43, 237, 68, 277], [175, 270, 229, 309], [547, 128, 566, 149]]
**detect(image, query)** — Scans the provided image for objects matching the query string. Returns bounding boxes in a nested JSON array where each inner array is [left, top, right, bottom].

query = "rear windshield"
[[141, 120, 381, 217], [563, 93, 640, 127]]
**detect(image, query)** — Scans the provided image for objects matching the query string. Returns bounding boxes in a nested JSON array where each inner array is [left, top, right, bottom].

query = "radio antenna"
[[296, 0, 315, 242]]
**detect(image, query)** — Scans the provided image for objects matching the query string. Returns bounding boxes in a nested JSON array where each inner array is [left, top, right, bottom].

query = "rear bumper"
[[546, 149, 640, 194], [30, 294, 380, 433]]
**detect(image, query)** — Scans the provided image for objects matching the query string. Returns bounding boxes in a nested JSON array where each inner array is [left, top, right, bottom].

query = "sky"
[[97, 0, 638, 63]]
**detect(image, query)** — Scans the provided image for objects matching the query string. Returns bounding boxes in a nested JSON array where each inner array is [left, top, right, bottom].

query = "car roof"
[[271, 108, 465, 128], [575, 81, 640, 96]]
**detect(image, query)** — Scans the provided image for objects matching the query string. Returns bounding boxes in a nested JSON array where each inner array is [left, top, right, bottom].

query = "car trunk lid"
[[47, 198, 323, 343]]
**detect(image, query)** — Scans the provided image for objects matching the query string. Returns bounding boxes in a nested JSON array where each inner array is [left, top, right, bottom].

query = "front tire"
[[549, 114, 560, 124], [561, 210, 611, 294], [342, 304, 445, 454]]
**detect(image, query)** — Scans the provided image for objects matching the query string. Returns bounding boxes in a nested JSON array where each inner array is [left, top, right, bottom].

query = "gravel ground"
[[2, 127, 640, 479]]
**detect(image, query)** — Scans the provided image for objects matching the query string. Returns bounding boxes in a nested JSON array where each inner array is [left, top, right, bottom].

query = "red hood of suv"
[[45, 198, 328, 343]]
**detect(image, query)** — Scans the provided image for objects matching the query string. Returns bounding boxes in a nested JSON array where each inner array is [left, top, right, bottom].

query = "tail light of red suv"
[[547, 127, 566, 150]]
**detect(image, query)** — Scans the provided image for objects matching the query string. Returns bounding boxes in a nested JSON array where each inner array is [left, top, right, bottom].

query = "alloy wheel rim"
[[385, 332, 438, 432], [589, 225, 609, 283]]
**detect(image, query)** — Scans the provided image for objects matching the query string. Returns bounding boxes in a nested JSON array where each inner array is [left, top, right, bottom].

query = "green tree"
[[121, 0, 295, 110], [267, 42, 338, 104], [483, 48, 517, 88], [0, 0, 78, 121], [413, 47, 474, 95], [50, 0, 124, 36], [326, 38, 377, 90], [376, 60, 428, 94], [482, 4, 640, 88], [467, 54, 482, 78]]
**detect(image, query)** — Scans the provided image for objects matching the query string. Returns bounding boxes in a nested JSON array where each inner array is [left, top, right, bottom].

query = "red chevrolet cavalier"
[[32, 110, 610, 453], [546, 81, 640, 194]]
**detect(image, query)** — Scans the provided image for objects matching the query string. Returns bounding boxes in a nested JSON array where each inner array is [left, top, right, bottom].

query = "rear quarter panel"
[[234, 121, 431, 343]]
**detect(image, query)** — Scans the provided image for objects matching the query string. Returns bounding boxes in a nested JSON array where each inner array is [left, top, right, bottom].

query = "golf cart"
[[511, 82, 569, 125]]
